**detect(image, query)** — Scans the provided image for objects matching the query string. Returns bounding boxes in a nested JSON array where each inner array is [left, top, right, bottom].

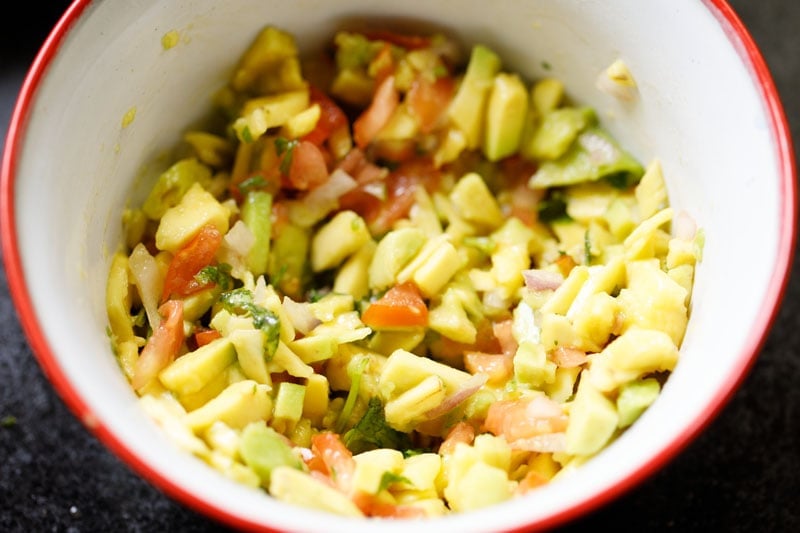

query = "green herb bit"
[[378, 471, 413, 492], [195, 263, 234, 291], [537, 191, 570, 222], [343, 397, 412, 454], [275, 137, 299, 175], [336, 356, 369, 433], [1, 415, 17, 428], [241, 125, 254, 144], [219, 288, 280, 356], [237, 174, 269, 196], [584, 229, 593, 265]]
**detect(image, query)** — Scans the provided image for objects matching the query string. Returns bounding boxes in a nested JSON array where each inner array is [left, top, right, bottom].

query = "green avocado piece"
[[240, 423, 303, 486], [368, 228, 426, 291], [447, 44, 502, 149], [529, 126, 644, 189], [616, 377, 661, 428], [483, 73, 529, 161], [525, 106, 596, 161], [565, 375, 619, 456], [158, 337, 237, 396]]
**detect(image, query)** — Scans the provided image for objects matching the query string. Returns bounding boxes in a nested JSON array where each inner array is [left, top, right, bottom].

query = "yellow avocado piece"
[[310, 210, 371, 272], [447, 44, 502, 149], [185, 380, 273, 432], [159, 337, 237, 396], [154, 182, 230, 253], [483, 73, 529, 161], [565, 374, 619, 456]]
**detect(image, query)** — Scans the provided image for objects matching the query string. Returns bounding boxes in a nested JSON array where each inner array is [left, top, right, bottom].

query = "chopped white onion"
[[673, 209, 698, 241], [288, 168, 358, 227], [128, 243, 163, 329], [425, 373, 488, 419], [282, 296, 322, 335], [522, 269, 564, 291], [224, 220, 256, 257]]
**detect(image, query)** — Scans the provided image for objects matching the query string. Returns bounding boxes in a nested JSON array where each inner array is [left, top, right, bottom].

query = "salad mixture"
[[105, 25, 702, 518]]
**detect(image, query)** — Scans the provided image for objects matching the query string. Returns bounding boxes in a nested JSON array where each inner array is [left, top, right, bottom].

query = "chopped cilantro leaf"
[[275, 137, 299, 176], [378, 471, 413, 492], [537, 191, 569, 222], [343, 397, 412, 454], [1, 415, 17, 428], [219, 288, 280, 356], [237, 174, 268, 195], [584, 229, 593, 265], [336, 356, 369, 433], [241, 125, 254, 144], [195, 263, 233, 291]]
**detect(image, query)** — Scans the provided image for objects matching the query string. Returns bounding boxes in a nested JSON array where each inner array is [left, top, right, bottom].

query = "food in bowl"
[[105, 24, 702, 518]]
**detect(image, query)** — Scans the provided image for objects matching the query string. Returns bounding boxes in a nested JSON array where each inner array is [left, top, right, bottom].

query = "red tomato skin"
[[161, 225, 223, 302]]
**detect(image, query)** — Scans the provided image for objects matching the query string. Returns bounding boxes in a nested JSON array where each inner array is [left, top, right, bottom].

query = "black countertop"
[[1, 1, 798, 531]]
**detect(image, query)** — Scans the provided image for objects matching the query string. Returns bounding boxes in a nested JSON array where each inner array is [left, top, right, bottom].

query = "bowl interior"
[[5, 0, 791, 531]]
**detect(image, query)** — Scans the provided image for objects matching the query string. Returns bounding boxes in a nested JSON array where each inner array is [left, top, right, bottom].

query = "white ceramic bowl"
[[1, 1, 796, 531]]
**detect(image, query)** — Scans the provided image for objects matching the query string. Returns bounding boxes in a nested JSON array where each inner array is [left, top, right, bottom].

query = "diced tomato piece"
[[484, 396, 568, 442], [361, 282, 428, 329], [463, 352, 512, 385], [353, 75, 399, 149], [438, 421, 475, 456], [352, 491, 427, 519], [131, 300, 185, 389], [492, 319, 517, 357], [406, 75, 455, 133], [194, 328, 222, 347], [310, 432, 356, 493], [161, 225, 224, 302], [302, 85, 349, 146], [516, 470, 549, 494], [288, 140, 329, 190], [550, 346, 588, 368]]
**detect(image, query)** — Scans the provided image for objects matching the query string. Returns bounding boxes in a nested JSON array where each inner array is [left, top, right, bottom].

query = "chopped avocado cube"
[[531, 77, 565, 115], [616, 378, 661, 428], [483, 73, 529, 161], [289, 334, 339, 364], [529, 127, 644, 189], [273, 381, 306, 423], [268, 223, 310, 300], [565, 375, 619, 456], [526, 107, 596, 161], [233, 90, 310, 143], [334, 239, 376, 300], [269, 466, 364, 517], [310, 210, 371, 272], [447, 461, 511, 512], [384, 375, 446, 431], [142, 158, 212, 220], [352, 448, 405, 494], [447, 44, 502, 149], [158, 337, 237, 396], [229, 328, 271, 385], [241, 190, 272, 277], [428, 288, 477, 344], [231, 26, 301, 92], [302, 373, 330, 423], [450, 173, 504, 228], [368, 228, 426, 291], [240, 423, 303, 486], [514, 340, 556, 387], [155, 182, 230, 253], [106, 252, 134, 343], [378, 349, 472, 401], [185, 380, 273, 432]]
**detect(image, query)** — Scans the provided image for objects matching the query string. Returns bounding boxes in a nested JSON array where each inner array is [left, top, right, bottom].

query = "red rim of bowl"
[[1, 1, 796, 532]]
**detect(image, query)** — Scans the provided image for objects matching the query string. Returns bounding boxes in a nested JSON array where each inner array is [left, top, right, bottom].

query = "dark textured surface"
[[1, 1, 798, 532]]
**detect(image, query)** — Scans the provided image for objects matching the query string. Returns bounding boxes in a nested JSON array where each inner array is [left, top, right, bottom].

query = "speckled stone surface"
[[1, 1, 798, 531]]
